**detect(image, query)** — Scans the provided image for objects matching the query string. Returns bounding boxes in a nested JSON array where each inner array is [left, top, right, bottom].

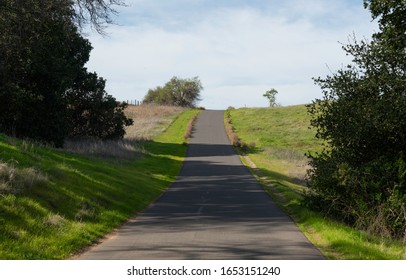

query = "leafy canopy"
[[0, 0, 132, 146], [143, 76, 203, 108], [306, 0, 406, 241]]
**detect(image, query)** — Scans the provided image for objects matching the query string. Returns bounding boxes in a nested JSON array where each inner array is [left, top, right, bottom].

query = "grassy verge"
[[0, 109, 199, 259], [228, 105, 406, 260]]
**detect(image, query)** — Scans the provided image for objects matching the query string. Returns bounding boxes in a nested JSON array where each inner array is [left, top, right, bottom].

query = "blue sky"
[[86, 0, 378, 109]]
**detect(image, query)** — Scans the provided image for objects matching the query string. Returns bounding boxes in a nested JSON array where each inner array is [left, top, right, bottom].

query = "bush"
[[306, 153, 406, 241]]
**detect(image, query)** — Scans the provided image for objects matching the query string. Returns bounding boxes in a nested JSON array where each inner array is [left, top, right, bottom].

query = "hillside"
[[229, 105, 323, 185], [0, 106, 199, 259], [229, 105, 406, 260]]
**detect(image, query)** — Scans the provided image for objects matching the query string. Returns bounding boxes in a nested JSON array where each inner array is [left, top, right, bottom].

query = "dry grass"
[[263, 147, 310, 183], [44, 214, 65, 228], [0, 161, 48, 195], [225, 110, 242, 147], [63, 105, 185, 160], [183, 115, 198, 140], [125, 105, 185, 141], [63, 138, 145, 161]]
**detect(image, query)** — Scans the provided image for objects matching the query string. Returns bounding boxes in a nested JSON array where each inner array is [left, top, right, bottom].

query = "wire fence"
[[123, 100, 143, 106]]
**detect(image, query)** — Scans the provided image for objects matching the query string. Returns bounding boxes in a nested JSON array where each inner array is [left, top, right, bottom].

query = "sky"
[[85, 0, 378, 109]]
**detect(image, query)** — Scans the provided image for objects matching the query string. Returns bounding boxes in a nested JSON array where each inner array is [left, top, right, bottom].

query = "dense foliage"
[[0, 0, 131, 147], [306, 0, 406, 242], [66, 71, 133, 140], [143, 76, 203, 108]]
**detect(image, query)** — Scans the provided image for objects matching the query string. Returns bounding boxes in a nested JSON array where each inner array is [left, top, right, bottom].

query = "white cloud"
[[86, 0, 377, 109]]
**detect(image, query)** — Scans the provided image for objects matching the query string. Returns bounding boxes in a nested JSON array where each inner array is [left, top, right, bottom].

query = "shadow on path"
[[78, 110, 325, 260]]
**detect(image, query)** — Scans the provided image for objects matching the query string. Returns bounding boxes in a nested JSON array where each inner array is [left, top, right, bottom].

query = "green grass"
[[229, 105, 406, 260], [0, 109, 200, 259], [230, 105, 323, 154]]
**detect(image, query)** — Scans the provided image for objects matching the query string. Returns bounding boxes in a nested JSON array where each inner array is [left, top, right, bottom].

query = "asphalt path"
[[78, 110, 325, 259]]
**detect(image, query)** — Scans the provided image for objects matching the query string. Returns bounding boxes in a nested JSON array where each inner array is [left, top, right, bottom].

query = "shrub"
[[306, 153, 406, 241]]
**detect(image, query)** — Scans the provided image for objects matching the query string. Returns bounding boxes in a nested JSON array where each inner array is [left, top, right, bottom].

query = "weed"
[[0, 161, 48, 195], [44, 214, 65, 228], [75, 202, 97, 222]]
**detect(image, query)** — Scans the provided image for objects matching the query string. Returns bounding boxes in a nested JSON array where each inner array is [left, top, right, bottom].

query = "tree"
[[0, 0, 132, 146], [143, 76, 203, 107], [0, 0, 86, 146], [305, 0, 406, 240], [66, 71, 133, 140], [73, 0, 126, 34], [263, 88, 278, 107]]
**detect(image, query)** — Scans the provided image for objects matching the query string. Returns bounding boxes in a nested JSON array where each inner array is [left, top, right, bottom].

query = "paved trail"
[[79, 110, 324, 259]]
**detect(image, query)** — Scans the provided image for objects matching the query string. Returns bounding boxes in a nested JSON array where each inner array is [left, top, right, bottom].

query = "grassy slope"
[[229, 105, 405, 260], [0, 109, 199, 259], [124, 105, 186, 140]]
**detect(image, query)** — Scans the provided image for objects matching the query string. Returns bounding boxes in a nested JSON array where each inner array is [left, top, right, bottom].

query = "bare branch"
[[73, 0, 126, 34]]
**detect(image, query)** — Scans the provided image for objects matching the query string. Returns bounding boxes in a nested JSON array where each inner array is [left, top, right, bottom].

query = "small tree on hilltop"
[[263, 88, 278, 107]]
